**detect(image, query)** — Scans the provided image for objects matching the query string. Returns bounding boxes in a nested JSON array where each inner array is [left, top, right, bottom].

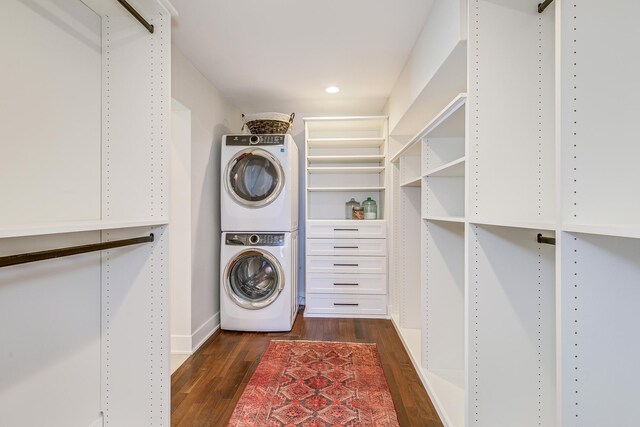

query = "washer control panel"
[[225, 135, 285, 146], [226, 233, 285, 246]]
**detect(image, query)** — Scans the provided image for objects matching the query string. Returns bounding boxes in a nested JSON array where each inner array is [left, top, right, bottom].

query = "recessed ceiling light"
[[325, 86, 340, 94]]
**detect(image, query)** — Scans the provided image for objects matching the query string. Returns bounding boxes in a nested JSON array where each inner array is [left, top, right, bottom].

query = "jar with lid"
[[352, 206, 364, 220], [362, 197, 377, 220], [345, 198, 360, 219]]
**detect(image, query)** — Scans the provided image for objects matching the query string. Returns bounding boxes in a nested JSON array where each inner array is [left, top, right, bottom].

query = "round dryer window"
[[226, 149, 284, 208], [225, 249, 284, 309]]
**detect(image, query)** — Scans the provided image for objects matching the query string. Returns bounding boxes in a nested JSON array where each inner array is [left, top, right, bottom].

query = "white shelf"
[[307, 138, 385, 149], [390, 93, 467, 163], [469, 218, 556, 231], [0, 218, 169, 239], [390, 41, 467, 137], [307, 166, 384, 175], [307, 187, 385, 192], [424, 157, 465, 177], [423, 216, 465, 223], [400, 176, 422, 187], [562, 223, 640, 240], [307, 155, 385, 164]]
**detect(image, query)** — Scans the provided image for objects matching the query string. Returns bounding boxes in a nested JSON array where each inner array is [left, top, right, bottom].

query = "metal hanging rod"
[[116, 0, 154, 33], [537, 234, 556, 246], [538, 0, 554, 13], [0, 234, 154, 269]]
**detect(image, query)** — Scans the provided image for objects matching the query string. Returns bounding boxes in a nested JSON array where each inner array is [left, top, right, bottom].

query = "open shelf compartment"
[[307, 190, 385, 220], [561, 232, 640, 426], [398, 186, 421, 329], [468, 224, 556, 427], [422, 220, 465, 427]]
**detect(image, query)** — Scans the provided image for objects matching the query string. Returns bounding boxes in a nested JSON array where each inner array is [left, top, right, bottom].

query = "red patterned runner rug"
[[227, 340, 400, 427]]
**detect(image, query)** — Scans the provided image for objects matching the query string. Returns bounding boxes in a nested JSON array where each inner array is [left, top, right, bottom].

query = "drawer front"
[[306, 220, 386, 239], [306, 256, 387, 275], [305, 294, 387, 316], [306, 238, 387, 257], [306, 273, 386, 294]]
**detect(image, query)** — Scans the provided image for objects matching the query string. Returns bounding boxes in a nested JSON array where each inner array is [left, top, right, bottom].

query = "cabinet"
[[0, 1, 175, 426], [304, 117, 389, 318]]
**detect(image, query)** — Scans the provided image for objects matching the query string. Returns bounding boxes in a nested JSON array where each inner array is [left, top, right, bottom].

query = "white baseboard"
[[171, 312, 220, 355], [191, 312, 220, 352], [170, 334, 193, 355]]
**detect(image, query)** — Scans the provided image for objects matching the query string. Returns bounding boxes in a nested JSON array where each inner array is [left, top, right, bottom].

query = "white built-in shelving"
[[389, 1, 640, 426], [304, 117, 389, 319], [0, 2, 174, 426], [557, 1, 640, 425]]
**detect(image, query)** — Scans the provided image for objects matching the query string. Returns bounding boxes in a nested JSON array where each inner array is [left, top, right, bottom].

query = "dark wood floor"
[[171, 309, 443, 426]]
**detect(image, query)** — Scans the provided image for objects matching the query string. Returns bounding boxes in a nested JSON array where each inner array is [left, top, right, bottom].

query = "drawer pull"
[[334, 303, 359, 306], [333, 283, 359, 286], [334, 246, 358, 249], [334, 228, 359, 231], [334, 263, 359, 267]]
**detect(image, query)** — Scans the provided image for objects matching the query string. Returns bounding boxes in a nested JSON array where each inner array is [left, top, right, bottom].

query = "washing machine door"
[[225, 148, 284, 208], [224, 249, 284, 309]]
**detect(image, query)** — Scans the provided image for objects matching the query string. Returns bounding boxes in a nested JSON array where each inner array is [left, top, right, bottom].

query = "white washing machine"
[[221, 134, 298, 232], [220, 231, 298, 332]]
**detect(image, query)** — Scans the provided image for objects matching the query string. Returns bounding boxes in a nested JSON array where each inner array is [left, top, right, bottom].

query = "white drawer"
[[306, 256, 387, 274], [305, 294, 387, 316], [306, 220, 386, 239], [306, 238, 387, 256], [306, 273, 386, 294]]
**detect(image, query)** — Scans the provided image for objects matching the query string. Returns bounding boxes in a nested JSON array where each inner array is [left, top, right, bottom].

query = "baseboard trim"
[[170, 334, 193, 355], [171, 312, 220, 355], [191, 312, 220, 353]]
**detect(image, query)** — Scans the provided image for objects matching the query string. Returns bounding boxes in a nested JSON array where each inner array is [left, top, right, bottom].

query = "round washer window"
[[227, 150, 284, 208], [226, 250, 283, 309]]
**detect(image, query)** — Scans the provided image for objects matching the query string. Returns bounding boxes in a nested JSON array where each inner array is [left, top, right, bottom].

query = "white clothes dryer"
[[220, 231, 298, 332], [221, 134, 298, 232]]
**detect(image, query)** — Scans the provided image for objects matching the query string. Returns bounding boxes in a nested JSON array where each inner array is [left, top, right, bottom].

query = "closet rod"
[[537, 234, 556, 246], [0, 234, 154, 268], [538, 0, 554, 13], [116, 0, 154, 33]]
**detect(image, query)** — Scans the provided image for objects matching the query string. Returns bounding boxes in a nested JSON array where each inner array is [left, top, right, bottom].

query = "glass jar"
[[362, 197, 377, 220], [345, 198, 360, 219], [352, 206, 364, 220]]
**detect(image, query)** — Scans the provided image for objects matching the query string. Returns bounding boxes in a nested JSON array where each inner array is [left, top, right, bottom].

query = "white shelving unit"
[[390, 87, 468, 426], [558, 1, 640, 426], [304, 117, 389, 318], [0, 1, 174, 426], [389, 1, 640, 426]]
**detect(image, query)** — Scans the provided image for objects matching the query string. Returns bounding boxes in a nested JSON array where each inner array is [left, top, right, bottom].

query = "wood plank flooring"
[[171, 310, 443, 426]]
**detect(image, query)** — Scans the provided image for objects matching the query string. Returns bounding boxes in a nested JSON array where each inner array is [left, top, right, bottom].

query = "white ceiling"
[[169, 0, 434, 115]]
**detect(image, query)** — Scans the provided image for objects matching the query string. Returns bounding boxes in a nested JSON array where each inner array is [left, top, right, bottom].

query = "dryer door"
[[224, 249, 284, 310], [225, 148, 284, 208]]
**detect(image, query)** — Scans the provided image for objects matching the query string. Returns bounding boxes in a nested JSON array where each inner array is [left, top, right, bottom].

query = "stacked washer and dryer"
[[220, 134, 299, 331]]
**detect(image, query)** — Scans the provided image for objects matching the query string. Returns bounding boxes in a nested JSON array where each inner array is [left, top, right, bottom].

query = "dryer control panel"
[[226, 233, 285, 246], [226, 135, 285, 146]]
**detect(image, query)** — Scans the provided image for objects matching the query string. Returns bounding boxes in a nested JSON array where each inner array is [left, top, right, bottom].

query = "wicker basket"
[[242, 112, 295, 134]]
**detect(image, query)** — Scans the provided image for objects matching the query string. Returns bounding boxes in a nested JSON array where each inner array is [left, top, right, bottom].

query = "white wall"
[[171, 45, 242, 351], [384, 0, 466, 133], [170, 99, 192, 353]]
